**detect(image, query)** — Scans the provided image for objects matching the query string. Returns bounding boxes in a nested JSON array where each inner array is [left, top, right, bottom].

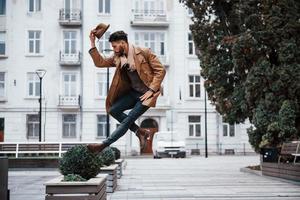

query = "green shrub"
[[110, 147, 121, 160], [63, 174, 87, 182], [59, 145, 103, 180], [99, 147, 115, 166]]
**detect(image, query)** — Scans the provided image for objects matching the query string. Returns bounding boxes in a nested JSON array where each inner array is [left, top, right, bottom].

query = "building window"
[[0, 0, 6, 15], [188, 8, 193, 16], [98, 0, 110, 14], [160, 83, 164, 96], [223, 123, 235, 137], [97, 115, 107, 137], [159, 33, 165, 56], [229, 125, 235, 137], [133, 0, 165, 15], [63, 73, 77, 96], [27, 73, 40, 97], [0, 32, 5, 55], [223, 124, 227, 136], [144, 32, 155, 52], [0, 72, 5, 97], [188, 33, 196, 55], [28, 30, 41, 54], [27, 115, 39, 139], [29, 0, 41, 12], [188, 115, 201, 137], [189, 75, 201, 98], [96, 73, 107, 97], [134, 32, 166, 57], [63, 31, 77, 54], [62, 114, 76, 138], [98, 32, 111, 54]]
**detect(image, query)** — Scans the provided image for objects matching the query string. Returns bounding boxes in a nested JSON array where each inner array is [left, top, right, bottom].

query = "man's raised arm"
[[89, 30, 114, 68]]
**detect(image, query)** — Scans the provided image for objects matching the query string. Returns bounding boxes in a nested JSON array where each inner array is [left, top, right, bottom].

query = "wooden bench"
[[0, 143, 60, 153], [0, 142, 97, 158], [61, 143, 79, 151], [0, 143, 65, 158], [0, 143, 17, 152], [18, 143, 59, 152], [278, 141, 300, 164]]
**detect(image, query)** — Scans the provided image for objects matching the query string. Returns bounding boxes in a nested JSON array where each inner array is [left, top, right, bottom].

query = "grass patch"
[[246, 165, 261, 171]]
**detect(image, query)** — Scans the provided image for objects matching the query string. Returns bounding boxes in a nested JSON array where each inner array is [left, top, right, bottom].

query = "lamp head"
[[35, 69, 47, 78]]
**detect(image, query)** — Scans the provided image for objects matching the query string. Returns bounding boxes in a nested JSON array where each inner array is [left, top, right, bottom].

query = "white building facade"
[[0, 0, 254, 155]]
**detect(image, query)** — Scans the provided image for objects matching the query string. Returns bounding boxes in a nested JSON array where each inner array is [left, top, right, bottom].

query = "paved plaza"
[[8, 155, 300, 200]]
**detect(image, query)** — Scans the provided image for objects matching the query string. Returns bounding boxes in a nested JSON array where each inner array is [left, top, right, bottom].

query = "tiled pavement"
[[8, 155, 300, 200]]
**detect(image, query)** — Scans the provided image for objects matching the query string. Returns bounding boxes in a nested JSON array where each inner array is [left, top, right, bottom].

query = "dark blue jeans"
[[102, 90, 149, 146]]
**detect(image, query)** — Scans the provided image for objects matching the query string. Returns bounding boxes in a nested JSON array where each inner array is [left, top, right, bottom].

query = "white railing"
[[132, 9, 168, 23], [59, 9, 82, 22], [58, 95, 80, 107], [59, 51, 81, 65], [0, 142, 96, 158]]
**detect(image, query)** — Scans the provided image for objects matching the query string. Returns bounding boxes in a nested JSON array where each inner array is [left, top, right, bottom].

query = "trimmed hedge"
[[59, 145, 103, 180], [111, 147, 121, 160], [99, 147, 115, 166]]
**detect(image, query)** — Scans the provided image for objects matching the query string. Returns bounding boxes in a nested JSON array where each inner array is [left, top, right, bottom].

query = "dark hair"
[[109, 31, 128, 43]]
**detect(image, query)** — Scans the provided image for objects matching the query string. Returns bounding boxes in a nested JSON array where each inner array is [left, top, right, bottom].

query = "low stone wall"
[[8, 157, 59, 168], [0, 157, 9, 200]]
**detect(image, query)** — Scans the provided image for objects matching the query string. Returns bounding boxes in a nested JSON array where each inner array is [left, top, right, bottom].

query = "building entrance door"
[[140, 118, 158, 154], [0, 118, 4, 142]]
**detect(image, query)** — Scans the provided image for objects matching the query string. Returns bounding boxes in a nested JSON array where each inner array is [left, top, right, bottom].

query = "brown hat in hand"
[[92, 23, 110, 39]]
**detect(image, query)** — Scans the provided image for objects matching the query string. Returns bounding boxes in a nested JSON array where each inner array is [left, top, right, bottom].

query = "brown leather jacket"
[[89, 46, 166, 112]]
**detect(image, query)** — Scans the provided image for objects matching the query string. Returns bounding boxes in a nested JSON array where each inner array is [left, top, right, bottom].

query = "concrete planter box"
[[98, 164, 118, 193], [44, 176, 106, 200], [262, 162, 300, 181], [114, 159, 124, 178]]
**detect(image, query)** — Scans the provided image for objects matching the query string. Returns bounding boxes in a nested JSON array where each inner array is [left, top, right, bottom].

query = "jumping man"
[[87, 27, 166, 153]]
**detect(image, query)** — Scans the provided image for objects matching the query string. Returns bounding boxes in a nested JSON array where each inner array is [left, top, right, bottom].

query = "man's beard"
[[115, 46, 126, 57]]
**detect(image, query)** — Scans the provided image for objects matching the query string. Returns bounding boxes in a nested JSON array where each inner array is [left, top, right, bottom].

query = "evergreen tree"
[[180, 0, 300, 151]]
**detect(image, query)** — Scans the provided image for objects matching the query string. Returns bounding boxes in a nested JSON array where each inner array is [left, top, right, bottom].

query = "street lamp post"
[[106, 66, 110, 138], [35, 69, 46, 142], [204, 87, 208, 158]]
